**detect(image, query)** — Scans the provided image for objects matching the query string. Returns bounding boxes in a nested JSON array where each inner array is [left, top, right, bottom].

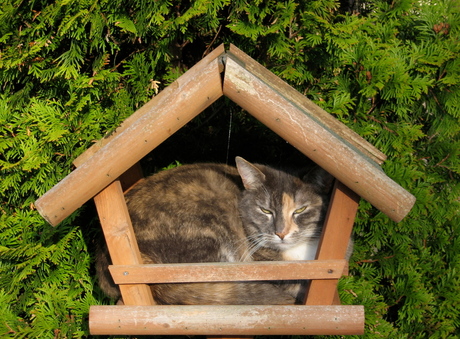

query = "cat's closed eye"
[[260, 207, 273, 215], [293, 206, 307, 214]]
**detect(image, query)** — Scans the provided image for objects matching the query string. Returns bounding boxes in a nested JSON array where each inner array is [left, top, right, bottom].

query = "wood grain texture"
[[73, 45, 226, 167], [93, 180, 155, 305], [225, 44, 386, 164], [89, 305, 365, 335], [36, 43, 414, 226], [305, 181, 360, 305], [35, 45, 225, 226], [108, 260, 348, 284], [223, 45, 415, 222]]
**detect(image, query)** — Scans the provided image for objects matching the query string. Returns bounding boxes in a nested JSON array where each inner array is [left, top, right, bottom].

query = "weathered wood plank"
[[223, 47, 415, 222], [93, 180, 155, 305], [225, 44, 386, 165], [109, 260, 348, 284], [35, 46, 225, 226], [305, 181, 360, 305], [37, 43, 414, 226], [89, 305, 365, 335], [73, 45, 226, 167]]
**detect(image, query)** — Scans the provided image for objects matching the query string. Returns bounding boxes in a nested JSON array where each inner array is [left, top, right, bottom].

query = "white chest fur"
[[282, 240, 319, 261]]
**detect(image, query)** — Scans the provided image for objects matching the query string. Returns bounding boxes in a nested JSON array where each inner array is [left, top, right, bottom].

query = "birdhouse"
[[35, 44, 415, 336]]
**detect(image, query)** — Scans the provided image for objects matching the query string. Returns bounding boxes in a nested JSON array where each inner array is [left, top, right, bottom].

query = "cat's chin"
[[271, 238, 300, 250], [275, 242, 295, 250]]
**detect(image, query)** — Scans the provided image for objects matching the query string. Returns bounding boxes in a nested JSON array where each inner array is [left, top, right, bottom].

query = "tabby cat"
[[96, 157, 342, 305]]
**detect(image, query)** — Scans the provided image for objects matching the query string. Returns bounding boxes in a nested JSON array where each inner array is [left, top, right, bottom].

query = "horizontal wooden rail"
[[89, 305, 365, 335], [109, 260, 348, 284]]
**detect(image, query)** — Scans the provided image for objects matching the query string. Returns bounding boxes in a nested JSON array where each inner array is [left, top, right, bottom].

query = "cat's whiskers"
[[238, 234, 261, 262], [233, 236, 254, 261], [240, 233, 272, 262]]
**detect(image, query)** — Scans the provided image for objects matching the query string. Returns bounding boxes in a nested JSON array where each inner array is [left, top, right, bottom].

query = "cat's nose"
[[275, 232, 287, 240]]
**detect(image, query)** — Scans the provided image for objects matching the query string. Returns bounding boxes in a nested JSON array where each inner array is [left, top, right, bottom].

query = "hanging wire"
[[225, 108, 233, 165]]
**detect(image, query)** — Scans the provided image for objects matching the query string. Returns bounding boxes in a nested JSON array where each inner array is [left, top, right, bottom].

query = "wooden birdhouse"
[[35, 44, 415, 336]]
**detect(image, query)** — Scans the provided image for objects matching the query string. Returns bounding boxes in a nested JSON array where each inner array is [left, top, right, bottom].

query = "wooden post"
[[93, 180, 155, 305], [305, 181, 360, 305]]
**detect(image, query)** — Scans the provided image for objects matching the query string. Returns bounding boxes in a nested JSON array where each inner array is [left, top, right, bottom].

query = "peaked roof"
[[35, 44, 415, 226]]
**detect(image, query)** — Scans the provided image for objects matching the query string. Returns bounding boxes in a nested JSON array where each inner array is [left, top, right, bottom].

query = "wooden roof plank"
[[35, 48, 225, 226], [35, 43, 415, 226], [225, 44, 387, 165], [222, 49, 415, 222], [73, 44, 226, 167]]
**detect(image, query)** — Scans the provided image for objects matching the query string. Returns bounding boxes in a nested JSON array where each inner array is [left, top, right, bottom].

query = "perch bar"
[[89, 305, 365, 336], [109, 259, 348, 284]]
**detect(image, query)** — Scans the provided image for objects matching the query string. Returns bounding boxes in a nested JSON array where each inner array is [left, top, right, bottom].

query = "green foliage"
[[1, 0, 459, 338]]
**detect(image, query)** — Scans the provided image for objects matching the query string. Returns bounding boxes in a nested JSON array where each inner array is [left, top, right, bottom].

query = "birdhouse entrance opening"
[[35, 44, 416, 336]]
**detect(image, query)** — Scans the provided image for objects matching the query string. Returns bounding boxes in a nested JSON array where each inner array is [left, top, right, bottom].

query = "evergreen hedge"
[[1, 0, 459, 338]]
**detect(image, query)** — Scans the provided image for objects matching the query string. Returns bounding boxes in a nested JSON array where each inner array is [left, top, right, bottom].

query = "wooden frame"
[[35, 44, 416, 336], [86, 174, 364, 335]]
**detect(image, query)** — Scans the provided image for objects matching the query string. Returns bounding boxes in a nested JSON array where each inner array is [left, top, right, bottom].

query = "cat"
[[96, 156, 342, 305]]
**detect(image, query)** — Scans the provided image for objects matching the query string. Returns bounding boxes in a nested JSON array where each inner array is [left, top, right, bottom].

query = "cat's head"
[[235, 156, 333, 253]]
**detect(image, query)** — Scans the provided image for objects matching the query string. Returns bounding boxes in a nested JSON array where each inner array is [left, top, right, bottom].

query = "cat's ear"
[[235, 157, 266, 190], [303, 166, 335, 192]]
